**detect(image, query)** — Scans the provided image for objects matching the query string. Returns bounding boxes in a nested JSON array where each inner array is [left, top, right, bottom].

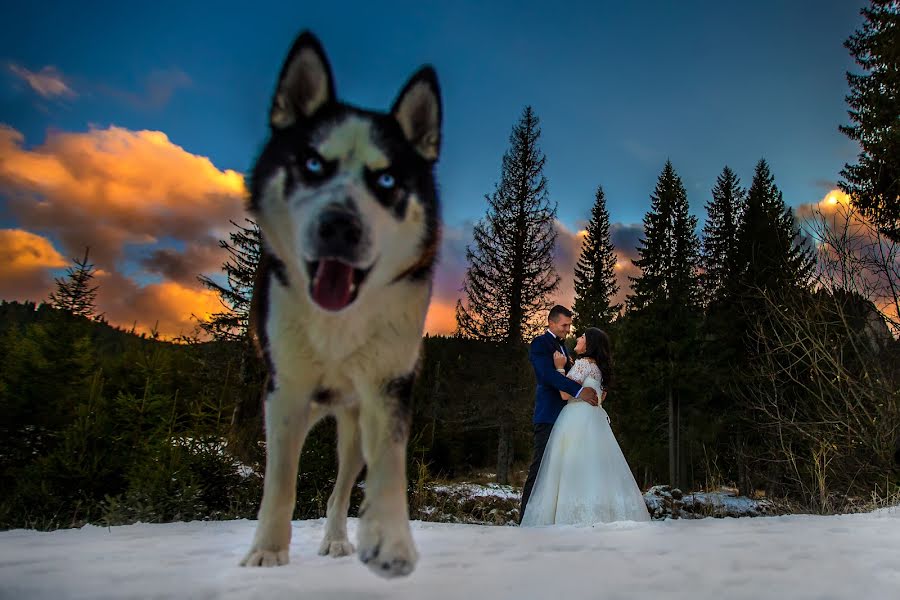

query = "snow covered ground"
[[2, 508, 898, 599], [430, 482, 520, 500]]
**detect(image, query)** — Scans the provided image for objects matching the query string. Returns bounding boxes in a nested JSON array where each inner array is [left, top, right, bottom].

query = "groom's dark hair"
[[548, 305, 572, 321]]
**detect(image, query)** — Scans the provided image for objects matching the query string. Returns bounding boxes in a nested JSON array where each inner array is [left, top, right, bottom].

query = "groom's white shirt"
[[545, 330, 586, 398]]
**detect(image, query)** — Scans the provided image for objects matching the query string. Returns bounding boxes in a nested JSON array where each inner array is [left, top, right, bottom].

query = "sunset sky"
[[0, 1, 868, 337]]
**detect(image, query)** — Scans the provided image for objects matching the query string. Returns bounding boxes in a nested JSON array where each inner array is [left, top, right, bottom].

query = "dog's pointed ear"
[[391, 66, 442, 161], [269, 31, 335, 129]]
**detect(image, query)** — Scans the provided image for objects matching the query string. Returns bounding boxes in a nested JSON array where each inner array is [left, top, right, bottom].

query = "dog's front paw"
[[318, 534, 355, 557], [357, 516, 418, 578], [240, 547, 290, 567]]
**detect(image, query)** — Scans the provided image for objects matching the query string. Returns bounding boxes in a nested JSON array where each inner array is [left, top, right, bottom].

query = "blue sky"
[[3, 0, 863, 224], [0, 0, 867, 335]]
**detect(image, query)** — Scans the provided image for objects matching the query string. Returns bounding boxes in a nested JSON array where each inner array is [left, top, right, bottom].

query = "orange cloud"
[[0, 125, 249, 339], [0, 125, 245, 266], [797, 189, 853, 221], [0, 229, 67, 301], [8, 64, 76, 99], [95, 271, 223, 339], [0, 228, 67, 272], [424, 298, 458, 336], [131, 281, 223, 338], [824, 190, 850, 207], [797, 189, 899, 334], [798, 189, 881, 253]]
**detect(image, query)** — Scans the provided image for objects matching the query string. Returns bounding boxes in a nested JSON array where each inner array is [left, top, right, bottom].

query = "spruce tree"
[[701, 166, 744, 305], [699, 168, 747, 490], [198, 218, 265, 461], [572, 185, 620, 334], [728, 159, 813, 493], [456, 106, 559, 345], [48, 247, 99, 319], [625, 160, 702, 488], [629, 161, 701, 311], [455, 106, 559, 484], [198, 219, 261, 342], [839, 0, 900, 241], [735, 159, 813, 297]]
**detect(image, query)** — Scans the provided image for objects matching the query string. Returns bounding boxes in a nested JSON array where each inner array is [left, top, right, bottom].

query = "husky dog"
[[239, 31, 441, 578]]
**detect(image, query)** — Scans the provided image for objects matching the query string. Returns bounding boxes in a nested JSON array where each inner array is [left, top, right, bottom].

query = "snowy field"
[[2, 508, 898, 600]]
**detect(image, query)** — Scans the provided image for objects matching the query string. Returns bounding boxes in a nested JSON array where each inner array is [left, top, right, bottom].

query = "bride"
[[521, 327, 650, 526]]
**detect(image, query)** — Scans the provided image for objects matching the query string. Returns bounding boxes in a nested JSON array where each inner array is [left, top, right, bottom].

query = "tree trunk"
[[675, 392, 682, 489], [668, 384, 677, 488], [496, 420, 512, 485]]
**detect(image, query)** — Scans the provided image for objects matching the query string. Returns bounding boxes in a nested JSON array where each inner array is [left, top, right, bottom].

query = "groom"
[[519, 305, 599, 523]]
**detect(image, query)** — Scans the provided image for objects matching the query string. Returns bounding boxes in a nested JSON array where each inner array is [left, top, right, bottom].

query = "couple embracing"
[[518, 305, 650, 526]]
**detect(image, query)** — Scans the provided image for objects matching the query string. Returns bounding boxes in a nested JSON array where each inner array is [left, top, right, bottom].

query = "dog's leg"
[[318, 404, 364, 557], [241, 390, 318, 567], [356, 375, 417, 578]]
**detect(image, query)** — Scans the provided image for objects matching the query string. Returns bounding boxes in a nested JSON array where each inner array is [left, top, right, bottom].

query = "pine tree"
[[699, 168, 748, 491], [48, 247, 99, 319], [572, 185, 620, 334], [197, 219, 261, 342], [629, 161, 701, 311], [625, 160, 702, 488], [727, 159, 814, 493], [197, 219, 266, 461], [455, 106, 559, 484], [701, 166, 744, 305], [456, 106, 559, 345], [839, 0, 900, 241], [735, 159, 813, 297]]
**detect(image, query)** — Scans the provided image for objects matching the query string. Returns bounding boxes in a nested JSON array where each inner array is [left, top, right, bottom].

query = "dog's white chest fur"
[[265, 276, 430, 398]]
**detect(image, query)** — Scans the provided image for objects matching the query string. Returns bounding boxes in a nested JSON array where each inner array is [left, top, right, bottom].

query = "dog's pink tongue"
[[312, 259, 354, 311]]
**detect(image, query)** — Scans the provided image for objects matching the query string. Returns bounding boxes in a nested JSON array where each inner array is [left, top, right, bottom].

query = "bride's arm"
[[587, 363, 608, 405], [559, 360, 587, 400]]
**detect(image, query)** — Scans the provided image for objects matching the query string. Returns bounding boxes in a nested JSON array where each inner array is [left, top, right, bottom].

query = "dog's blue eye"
[[305, 157, 324, 174], [377, 173, 395, 189]]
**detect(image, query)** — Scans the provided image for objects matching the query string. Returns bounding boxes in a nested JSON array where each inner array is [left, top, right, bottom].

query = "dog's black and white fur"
[[239, 31, 440, 578]]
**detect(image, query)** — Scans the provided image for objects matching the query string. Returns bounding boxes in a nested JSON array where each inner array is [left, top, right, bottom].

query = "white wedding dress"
[[521, 359, 650, 526]]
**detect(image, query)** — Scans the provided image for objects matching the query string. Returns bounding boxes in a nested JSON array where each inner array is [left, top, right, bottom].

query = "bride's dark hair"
[[582, 328, 614, 389]]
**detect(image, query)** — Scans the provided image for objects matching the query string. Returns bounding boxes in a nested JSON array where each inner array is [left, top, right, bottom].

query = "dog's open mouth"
[[306, 259, 372, 311]]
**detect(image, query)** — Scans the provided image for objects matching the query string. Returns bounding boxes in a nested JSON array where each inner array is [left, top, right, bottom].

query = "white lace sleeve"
[[568, 359, 602, 387], [566, 359, 591, 385]]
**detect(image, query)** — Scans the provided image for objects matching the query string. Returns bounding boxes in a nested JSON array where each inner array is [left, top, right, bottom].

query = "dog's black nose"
[[317, 209, 363, 250]]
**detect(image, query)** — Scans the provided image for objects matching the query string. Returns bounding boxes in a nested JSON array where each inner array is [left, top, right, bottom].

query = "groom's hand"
[[579, 387, 599, 407]]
